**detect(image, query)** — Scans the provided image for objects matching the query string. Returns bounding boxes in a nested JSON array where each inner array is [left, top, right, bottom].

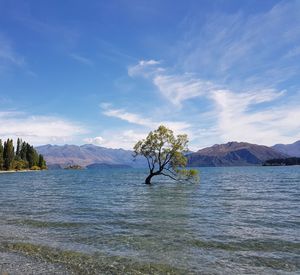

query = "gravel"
[[0, 251, 71, 275]]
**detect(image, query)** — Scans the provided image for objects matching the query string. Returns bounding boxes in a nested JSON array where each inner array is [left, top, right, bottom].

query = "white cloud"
[[0, 111, 86, 145], [211, 90, 300, 145], [102, 105, 191, 133], [140, 60, 160, 66], [107, 130, 148, 149], [103, 107, 155, 128], [84, 130, 147, 150], [99, 104, 194, 149], [86, 130, 147, 150], [122, 1, 300, 148], [128, 59, 162, 77], [212, 89, 284, 110], [127, 58, 300, 147], [83, 136, 104, 145], [153, 74, 216, 106], [129, 59, 217, 107]]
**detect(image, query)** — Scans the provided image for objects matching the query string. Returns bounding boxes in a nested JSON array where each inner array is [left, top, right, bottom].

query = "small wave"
[[190, 238, 300, 253], [17, 219, 88, 229], [1, 242, 189, 275]]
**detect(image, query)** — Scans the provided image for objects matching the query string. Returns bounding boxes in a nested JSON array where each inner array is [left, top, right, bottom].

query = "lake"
[[0, 167, 299, 274]]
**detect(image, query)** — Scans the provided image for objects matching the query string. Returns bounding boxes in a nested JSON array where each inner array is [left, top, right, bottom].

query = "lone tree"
[[134, 125, 199, 184]]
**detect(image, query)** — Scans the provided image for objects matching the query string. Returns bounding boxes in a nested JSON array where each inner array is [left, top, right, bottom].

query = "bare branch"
[[145, 156, 152, 172], [165, 167, 178, 177], [161, 172, 178, 181]]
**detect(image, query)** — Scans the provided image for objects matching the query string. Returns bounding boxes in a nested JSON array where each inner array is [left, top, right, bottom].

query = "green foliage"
[[14, 159, 29, 170], [16, 138, 21, 158], [26, 144, 39, 168], [38, 154, 47, 169], [0, 138, 47, 171], [20, 141, 27, 160], [176, 168, 200, 183], [133, 125, 199, 184], [3, 139, 15, 170], [30, 165, 41, 170]]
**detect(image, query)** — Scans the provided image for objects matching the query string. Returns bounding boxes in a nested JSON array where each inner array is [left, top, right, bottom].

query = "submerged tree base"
[[145, 176, 152, 185], [144, 173, 158, 184]]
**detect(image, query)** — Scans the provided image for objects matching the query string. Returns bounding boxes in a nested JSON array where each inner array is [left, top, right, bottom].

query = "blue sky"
[[0, 0, 299, 149]]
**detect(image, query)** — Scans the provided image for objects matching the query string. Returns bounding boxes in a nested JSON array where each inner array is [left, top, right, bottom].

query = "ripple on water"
[[0, 167, 299, 274]]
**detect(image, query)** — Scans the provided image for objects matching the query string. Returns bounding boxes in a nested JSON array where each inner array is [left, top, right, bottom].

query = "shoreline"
[[0, 169, 45, 174]]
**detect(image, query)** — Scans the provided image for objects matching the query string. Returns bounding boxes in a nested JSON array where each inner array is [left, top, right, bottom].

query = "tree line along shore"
[[0, 138, 46, 171]]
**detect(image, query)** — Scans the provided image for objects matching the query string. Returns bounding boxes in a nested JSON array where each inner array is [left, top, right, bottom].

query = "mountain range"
[[272, 140, 300, 157], [36, 140, 300, 169], [187, 142, 287, 167], [36, 144, 145, 169]]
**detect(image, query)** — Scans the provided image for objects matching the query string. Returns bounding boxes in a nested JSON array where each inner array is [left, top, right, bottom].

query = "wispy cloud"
[[124, 2, 300, 148], [0, 34, 25, 72], [128, 59, 216, 107], [211, 89, 300, 145], [127, 58, 300, 146], [101, 104, 191, 133], [98, 103, 195, 149], [69, 53, 93, 66], [153, 74, 216, 106], [128, 59, 163, 77], [97, 39, 137, 64], [103, 107, 155, 128], [83, 130, 146, 149], [284, 46, 300, 59], [2, 1, 299, 150], [0, 111, 87, 145], [177, 1, 300, 88], [12, 6, 80, 49]]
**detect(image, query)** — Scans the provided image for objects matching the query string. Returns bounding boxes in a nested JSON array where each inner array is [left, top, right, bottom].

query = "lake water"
[[0, 167, 299, 274]]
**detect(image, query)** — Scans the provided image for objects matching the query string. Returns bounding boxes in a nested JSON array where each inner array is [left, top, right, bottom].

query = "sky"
[[0, 0, 299, 150]]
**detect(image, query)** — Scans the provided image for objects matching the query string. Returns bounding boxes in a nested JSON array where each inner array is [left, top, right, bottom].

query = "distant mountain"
[[272, 140, 300, 157], [35, 144, 146, 168], [86, 163, 132, 169], [187, 142, 287, 167], [36, 141, 295, 169]]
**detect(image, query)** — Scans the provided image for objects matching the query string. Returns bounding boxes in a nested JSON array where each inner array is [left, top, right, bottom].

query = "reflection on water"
[[0, 167, 299, 274]]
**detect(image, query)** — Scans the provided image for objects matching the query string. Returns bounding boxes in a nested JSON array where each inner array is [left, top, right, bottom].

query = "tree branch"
[[164, 167, 178, 177], [148, 155, 155, 172], [161, 151, 171, 167], [161, 150, 175, 169], [161, 172, 178, 181], [145, 157, 152, 172]]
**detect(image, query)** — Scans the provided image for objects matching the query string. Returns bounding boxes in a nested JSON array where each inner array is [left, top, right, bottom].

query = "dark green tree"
[[0, 138, 46, 171], [16, 138, 22, 158], [3, 139, 15, 170], [0, 139, 4, 170], [38, 154, 46, 169], [133, 125, 199, 184], [26, 144, 39, 168], [20, 141, 27, 161]]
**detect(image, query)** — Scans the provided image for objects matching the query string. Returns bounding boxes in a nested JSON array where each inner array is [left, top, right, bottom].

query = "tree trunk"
[[145, 173, 154, 184]]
